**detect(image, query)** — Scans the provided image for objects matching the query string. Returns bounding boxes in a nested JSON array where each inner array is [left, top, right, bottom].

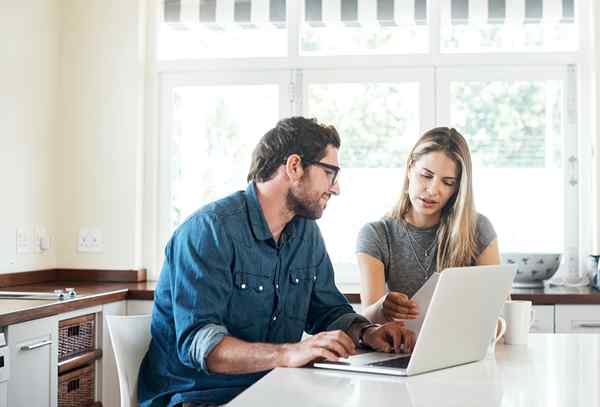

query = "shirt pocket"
[[229, 271, 275, 335], [285, 266, 317, 321]]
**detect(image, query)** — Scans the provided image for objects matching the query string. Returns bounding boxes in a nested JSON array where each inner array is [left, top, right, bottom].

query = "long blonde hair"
[[387, 127, 477, 271]]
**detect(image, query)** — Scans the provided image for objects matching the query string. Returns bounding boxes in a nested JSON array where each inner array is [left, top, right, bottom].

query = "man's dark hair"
[[247, 117, 341, 183]]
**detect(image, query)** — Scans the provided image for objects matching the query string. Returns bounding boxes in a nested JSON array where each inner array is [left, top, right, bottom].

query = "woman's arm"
[[357, 253, 387, 323], [357, 253, 419, 323], [476, 238, 500, 265], [476, 238, 506, 336]]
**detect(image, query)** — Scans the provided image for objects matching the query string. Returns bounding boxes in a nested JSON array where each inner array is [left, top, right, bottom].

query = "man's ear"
[[284, 154, 304, 182]]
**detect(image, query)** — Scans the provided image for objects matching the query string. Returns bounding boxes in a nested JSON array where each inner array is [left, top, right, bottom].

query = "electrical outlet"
[[78, 228, 103, 253], [16, 228, 33, 254]]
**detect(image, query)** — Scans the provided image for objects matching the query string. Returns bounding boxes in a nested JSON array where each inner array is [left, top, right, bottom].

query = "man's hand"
[[382, 291, 419, 320], [362, 321, 415, 354], [278, 330, 357, 367]]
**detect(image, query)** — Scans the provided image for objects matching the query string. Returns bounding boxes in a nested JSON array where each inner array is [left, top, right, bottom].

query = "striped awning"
[[304, 0, 428, 27], [163, 0, 287, 29], [162, 0, 574, 29], [448, 0, 575, 25]]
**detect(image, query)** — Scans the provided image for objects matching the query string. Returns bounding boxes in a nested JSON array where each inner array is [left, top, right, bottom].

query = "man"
[[138, 117, 415, 406]]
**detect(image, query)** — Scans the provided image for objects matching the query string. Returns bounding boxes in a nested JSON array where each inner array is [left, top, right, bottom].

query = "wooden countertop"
[[1, 277, 599, 327], [0, 281, 156, 327]]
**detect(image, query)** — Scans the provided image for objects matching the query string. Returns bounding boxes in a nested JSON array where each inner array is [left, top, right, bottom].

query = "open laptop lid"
[[405, 264, 516, 375], [314, 264, 515, 376]]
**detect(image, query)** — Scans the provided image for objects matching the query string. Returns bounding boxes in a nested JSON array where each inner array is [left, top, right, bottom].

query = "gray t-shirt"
[[356, 213, 497, 298]]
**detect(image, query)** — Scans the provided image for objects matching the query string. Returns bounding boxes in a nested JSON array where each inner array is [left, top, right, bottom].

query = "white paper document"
[[404, 272, 440, 338]]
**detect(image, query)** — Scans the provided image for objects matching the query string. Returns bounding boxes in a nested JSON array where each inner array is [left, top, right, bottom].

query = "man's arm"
[[168, 215, 235, 372], [206, 330, 357, 374]]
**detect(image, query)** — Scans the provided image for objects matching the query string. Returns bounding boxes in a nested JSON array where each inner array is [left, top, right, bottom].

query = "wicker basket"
[[58, 364, 95, 407], [58, 314, 96, 362]]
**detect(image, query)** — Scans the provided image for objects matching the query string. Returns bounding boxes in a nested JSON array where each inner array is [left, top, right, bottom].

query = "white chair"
[[106, 314, 152, 407]]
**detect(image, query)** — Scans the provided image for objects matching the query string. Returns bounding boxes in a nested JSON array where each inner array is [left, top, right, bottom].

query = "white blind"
[[449, 0, 574, 24]]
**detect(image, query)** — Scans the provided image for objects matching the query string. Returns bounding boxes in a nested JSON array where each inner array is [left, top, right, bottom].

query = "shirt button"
[[258, 285, 264, 291], [275, 284, 279, 289], [241, 283, 246, 289]]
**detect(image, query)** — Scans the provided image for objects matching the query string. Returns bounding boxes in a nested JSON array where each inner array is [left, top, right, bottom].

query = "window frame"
[[145, 0, 594, 281]]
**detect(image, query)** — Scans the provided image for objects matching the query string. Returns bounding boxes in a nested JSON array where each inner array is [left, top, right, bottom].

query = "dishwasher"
[[0, 332, 8, 407]]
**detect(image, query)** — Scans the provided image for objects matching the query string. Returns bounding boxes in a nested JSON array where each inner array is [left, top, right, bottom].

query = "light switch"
[[16, 228, 33, 254]]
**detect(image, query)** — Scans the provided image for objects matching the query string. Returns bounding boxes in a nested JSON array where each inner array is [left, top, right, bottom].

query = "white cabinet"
[[7, 315, 58, 407], [555, 305, 600, 333], [530, 305, 555, 333]]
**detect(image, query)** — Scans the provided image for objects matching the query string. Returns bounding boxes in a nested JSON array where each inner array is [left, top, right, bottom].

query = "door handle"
[[577, 323, 600, 328], [20, 339, 52, 351]]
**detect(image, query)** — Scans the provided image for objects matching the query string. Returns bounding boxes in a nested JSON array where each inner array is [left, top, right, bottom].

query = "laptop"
[[314, 264, 516, 376]]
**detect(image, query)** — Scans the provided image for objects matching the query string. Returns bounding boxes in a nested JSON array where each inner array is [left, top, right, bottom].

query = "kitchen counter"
[[0, 281, 156, 327], [228, 334, 600, 407], [1, 277, 599, 326]]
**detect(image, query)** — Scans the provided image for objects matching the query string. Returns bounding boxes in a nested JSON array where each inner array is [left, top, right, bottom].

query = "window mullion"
[[429, 0, 442, 65], [564, 65, 580, 271], [287, 0, 301, 63]]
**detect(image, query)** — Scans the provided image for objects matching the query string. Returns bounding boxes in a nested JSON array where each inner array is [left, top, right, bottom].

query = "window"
[[300, 0, 429, 55], [440, 0, 577, 52], [158, 0, 288, 59], [159, 71, 290, 241], [438, 67, 575, 253], [303, 68, 434, 280], [152, 0, 590, 282]]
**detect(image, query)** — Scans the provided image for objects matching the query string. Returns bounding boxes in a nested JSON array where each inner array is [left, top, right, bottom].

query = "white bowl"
[[501, 253, 562, 288]]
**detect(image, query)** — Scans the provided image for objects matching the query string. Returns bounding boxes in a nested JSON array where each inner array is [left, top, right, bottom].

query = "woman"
[[357, 127, 500, 323]]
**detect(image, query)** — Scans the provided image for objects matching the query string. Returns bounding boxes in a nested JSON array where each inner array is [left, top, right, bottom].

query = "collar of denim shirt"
[[246, 182, 297, 244]]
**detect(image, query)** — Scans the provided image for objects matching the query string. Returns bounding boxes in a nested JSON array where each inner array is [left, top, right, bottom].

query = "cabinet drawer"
[[58, 364, 94, 407], [556, 305, 600, 333], [58, 314, 95, 361], [530, 305, 555, 333]]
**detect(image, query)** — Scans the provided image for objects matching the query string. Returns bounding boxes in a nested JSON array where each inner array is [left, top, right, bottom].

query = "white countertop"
[[229, 334, 600, 407]]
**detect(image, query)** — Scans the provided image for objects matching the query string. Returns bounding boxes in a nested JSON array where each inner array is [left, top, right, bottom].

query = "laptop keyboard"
[[368, 357, 410, 369]]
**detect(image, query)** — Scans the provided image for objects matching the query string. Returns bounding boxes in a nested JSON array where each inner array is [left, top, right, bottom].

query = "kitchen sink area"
[[0, 289, 77, 301]]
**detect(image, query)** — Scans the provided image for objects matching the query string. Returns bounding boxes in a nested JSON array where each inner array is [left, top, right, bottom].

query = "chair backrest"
[[106, 314, 152, 407]]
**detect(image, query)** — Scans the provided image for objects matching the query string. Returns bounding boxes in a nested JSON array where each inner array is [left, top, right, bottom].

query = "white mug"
[[486, 316, 506, 357], [503, 300, 535, 345]]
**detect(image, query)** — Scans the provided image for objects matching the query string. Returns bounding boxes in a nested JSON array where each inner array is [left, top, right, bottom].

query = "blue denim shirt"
[[138, 183, 367, 406]]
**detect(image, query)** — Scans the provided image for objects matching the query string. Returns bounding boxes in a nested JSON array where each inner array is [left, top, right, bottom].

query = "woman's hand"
[[382, 291, 419, 321], [362, 321, 416, 354]]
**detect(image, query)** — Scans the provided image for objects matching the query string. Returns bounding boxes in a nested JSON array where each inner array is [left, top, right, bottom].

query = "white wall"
[[593, 0, 600, 255], [56, 0, 146, 269], [0, 0, 60, 274]]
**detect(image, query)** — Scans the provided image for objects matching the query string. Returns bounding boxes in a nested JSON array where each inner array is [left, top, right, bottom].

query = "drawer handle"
[[577, 323, 600, 328], [20, 339, 53, 351]]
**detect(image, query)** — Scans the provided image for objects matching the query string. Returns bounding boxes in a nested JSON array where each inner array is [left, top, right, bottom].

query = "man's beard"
[[286, 184, 327, 220]]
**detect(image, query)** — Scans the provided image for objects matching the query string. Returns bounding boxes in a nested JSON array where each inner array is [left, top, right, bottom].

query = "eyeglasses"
[[303, 160, 341, 187]]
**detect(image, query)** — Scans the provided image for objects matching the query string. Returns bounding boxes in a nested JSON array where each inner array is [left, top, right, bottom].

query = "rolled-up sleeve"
[[189, 323, 229, 373], [167, 214, 233, 373]]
